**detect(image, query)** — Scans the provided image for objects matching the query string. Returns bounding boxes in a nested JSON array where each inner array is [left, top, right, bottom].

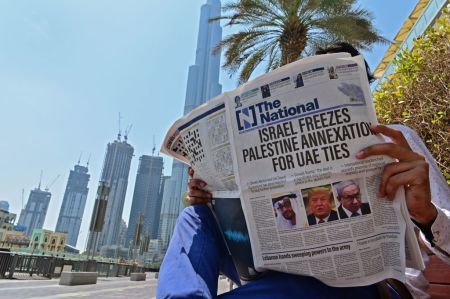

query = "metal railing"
[[0, 251, 146, 280]]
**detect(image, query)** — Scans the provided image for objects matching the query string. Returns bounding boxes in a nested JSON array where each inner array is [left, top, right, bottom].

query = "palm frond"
[[217, 0, 386, 83], [239, 48, 268, 83]]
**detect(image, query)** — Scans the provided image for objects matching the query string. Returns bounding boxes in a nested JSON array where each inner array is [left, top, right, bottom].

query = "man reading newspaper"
[[157, 43, 450, 299]]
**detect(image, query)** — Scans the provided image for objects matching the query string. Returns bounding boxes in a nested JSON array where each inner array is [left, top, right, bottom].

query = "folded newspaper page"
[[161, 53, 423, 287], [162, 97, 238, 191]]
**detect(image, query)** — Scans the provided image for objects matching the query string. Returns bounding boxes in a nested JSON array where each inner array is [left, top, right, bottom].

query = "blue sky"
[[0, 0, 418, 250]]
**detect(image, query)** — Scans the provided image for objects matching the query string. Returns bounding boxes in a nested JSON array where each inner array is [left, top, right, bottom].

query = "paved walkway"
[[0, 273, 233, 298]]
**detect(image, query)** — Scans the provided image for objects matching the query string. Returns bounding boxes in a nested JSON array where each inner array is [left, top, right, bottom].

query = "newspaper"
[[161, 53, 424, 287]]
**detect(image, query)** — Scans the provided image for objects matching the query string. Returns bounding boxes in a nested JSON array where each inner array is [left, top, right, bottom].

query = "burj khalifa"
[[159, 0, 222, 249]]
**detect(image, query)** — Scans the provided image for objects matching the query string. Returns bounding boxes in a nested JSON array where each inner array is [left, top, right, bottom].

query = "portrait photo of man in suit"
[[304, 185, 338, 226], [334, 179, 371, 218]]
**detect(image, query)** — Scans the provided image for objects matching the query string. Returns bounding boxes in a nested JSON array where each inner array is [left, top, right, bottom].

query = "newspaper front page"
[[161, 53, 423, 287]]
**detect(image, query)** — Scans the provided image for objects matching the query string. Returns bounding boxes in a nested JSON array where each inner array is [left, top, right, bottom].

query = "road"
[[0, 273, 233, 298]]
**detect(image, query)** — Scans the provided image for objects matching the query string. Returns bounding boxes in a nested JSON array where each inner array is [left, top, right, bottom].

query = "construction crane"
[[152, 135, 156, 156], [117, 112, 123, 141], [45, 174, 61, 191], [124, 124, 133, 142], [21, 188, 25, 209]]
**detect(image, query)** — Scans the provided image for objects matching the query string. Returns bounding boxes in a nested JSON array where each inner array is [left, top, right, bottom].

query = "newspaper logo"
[[236, 106, 257, 131], [236, 98, 320, 132]]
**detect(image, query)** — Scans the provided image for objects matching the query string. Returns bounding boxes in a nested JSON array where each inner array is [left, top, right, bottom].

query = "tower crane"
[[45, 174, 61, 191], [124, 124, 133, 142]]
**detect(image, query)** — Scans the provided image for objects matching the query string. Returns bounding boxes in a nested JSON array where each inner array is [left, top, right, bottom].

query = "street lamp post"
[[87, 182, 110, 260]]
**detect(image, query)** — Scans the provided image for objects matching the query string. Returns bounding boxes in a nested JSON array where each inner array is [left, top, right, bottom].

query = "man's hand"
[[187, 167, 212, 205], [356, 125, 437, 226]]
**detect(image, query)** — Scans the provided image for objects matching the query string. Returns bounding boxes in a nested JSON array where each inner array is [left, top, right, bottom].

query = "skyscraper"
[[158, 175, 176, 248], [183, 0, 222, 114], [118, 219, 128, 247], [157, 175, 170, 231], [55, 163, 90, 247], [17, 187, 51, 236], [126, 155, 164, 246], [159, 0, 222, 250], [87, 136, 134, 252]]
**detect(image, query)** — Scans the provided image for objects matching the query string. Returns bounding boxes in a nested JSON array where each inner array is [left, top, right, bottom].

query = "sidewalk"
[[0, 273, 157, 299], [0, 272, 234, 298]]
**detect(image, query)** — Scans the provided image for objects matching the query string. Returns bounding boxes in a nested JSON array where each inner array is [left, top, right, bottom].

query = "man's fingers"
[[188, 167, 194, 178], [186, 167, 210, 205], [187, 189, 212, 205], [187, 195, 211, 205], [379, 161, 427, 197], [187, 177, 211, 205], [370, 125, 410, 149], [188, 188, 211, 199], [357, 143, 424, 162], [188, 178, 207, 190], [382, 169, 418, 200]]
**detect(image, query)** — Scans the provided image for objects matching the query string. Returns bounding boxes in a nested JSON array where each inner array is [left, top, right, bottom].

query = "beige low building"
[[0, 229, 30, 249], [29, 229, 67, 253], [0, 208, 30, 249], [0, 209, 16, 231]]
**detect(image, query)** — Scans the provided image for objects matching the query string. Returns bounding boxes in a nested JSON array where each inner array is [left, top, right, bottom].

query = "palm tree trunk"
[[280, 19, 308, 66]]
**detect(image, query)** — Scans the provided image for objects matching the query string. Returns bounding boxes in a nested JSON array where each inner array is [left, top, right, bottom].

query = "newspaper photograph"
[[161, 53, 424, 287]]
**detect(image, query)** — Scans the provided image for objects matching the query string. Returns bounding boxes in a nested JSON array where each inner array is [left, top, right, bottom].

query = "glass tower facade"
[[87, 138, 134, 252], [126, 155, 164, 247], [18, 187, 52, 236], [55, 164, 90, 247]]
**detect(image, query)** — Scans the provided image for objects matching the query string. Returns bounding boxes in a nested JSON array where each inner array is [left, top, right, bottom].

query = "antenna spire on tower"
[[117, 112, 123, 141], [152, 135, 156, 156], [78, 151, 83, 165], [38, 170, 43, 190], [87, 153, 91, 167], [21, 188, 25, 209]]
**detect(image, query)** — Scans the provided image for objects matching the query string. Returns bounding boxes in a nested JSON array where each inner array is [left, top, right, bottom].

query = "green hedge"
[[374, 6, 450, 184]]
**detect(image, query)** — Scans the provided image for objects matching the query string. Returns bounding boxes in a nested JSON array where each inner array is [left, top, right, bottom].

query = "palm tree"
[[214, 0, 387, 84]]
